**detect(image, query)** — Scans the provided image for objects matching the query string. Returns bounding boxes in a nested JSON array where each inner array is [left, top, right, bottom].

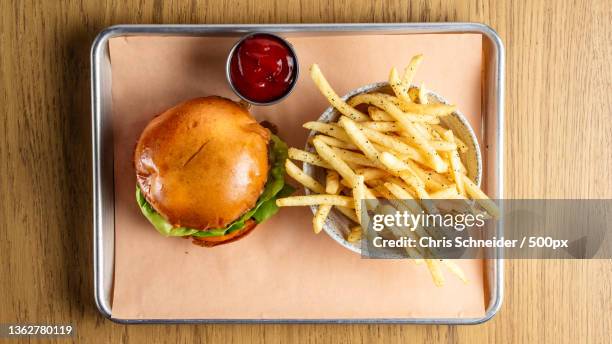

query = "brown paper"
[[109, 33, 485, 320]]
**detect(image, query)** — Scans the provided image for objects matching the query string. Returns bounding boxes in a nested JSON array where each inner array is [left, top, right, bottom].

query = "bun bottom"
[[191, 219, 258, 247]]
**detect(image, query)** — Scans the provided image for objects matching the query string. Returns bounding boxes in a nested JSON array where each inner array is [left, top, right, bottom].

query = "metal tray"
[[91, 23, 505, 324]]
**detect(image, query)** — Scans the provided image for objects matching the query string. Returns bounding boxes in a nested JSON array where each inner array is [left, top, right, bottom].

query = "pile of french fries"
[[275, 55, 499, 286]]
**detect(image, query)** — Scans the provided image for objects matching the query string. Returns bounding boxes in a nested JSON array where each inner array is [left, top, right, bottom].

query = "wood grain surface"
[[0, 0, 610, 343]]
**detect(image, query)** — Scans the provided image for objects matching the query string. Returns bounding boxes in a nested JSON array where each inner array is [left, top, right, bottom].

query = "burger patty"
[[191, 219, 258, 247]]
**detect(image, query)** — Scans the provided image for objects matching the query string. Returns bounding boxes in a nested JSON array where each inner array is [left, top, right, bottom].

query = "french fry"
[[369, 187, 385, 198], [366, 179, 386, 189], [312, 137, 358, 187], [418, 83, 428, 104], [334, 147, 379, 167], [312, 208, 330, 233], [378, 155, 430, 201], [375, 92, 456, 117], [431, 124, 468, 152], [347, 225, 363, 243], [303, 121, 351, 142], [458, 158, 468, 175], [430, 185, 461, 199], [379, 151, 418, 177], [360, 121, 401, 132], [325, 170, 340, 194], [408, 87, 420, 103], [441, 260, 468, 283], [313, 170, 341, 234], [400, 172, 429, 197], [338, 116, 384, 167], [398, 127, 457, 160], [285, 160, 325, 194], [276, 195, 355, 208], [352, 175, 366, 225], [340, 178, 353, 189], [345, 161, 362, 171], [387, 176, 419, 197], [413, 122, 434, 139], [422, 123, 442, 140], [354, 167, 390, 181], [288, 148, 332, 169], [360, 125, 424, 161], [435, 198, 471, 215], [373, 185, 396, 200], [348, 93, 439, 123], [429, 140, 458, 152], [389, 67, 411, 103], [368, 106, 394, 121], [383, 182, 423, 215], [336, 205, 359, 223], [439, 130, 465, 195], [397, 100, 455, 117], [425, 259, 445, 287], [372, 143, 428, 166], [313, 134, 358, 150], [391, 111, 448, 173], [402, 54, 423, 96], [310, 64, 369, 121], [383, 181, 412, 199], [406, 160, 452, 191], [341, 179, 381, 201], [461, 174, 500, 218], [399, 172, 438, 214]]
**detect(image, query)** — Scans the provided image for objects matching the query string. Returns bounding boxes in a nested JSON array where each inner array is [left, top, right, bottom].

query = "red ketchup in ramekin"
[[227, 33, 298, 105]]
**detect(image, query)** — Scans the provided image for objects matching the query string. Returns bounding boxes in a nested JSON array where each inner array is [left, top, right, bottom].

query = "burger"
[[134, 96, 293, 247]]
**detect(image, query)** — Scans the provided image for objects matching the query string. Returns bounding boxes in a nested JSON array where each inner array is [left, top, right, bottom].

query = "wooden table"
[[0, 0, 610, 343]]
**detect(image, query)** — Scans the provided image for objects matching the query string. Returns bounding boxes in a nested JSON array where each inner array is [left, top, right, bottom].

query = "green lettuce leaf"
[[136, 186, 203, 237], [136, 134, 293, 238], [252, 184, 296, 223], [255, 134, 289, 202]]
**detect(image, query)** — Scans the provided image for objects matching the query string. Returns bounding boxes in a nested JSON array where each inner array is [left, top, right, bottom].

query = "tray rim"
[[91, 22, 505, 325]]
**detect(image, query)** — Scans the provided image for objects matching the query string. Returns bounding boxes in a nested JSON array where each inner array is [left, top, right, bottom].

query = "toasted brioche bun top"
[[134, 96, 270, 230]]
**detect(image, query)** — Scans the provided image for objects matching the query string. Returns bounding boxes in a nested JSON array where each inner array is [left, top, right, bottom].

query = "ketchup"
[[229, 34, 297, 103]]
